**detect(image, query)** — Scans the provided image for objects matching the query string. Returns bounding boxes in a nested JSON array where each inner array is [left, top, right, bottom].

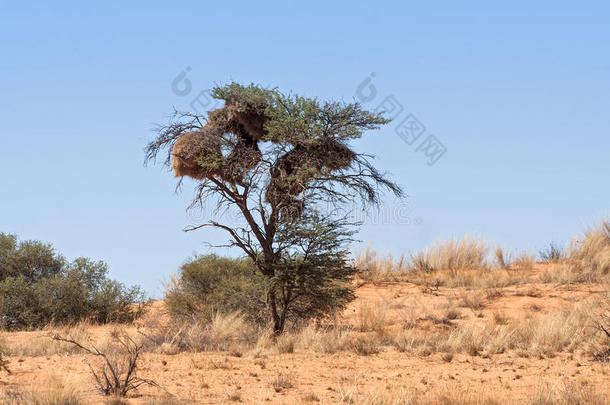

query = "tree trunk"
[[267, 290, 284, 334]]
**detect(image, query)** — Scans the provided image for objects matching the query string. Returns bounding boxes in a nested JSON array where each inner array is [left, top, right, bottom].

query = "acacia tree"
[[146, 82, 402, 332]]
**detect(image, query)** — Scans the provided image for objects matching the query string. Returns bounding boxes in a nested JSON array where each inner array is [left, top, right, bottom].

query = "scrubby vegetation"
[[355, 220, 609, 288], [165, 254, 268, 324], [0, 233, 146, 329], [1, 221, 608, 403]]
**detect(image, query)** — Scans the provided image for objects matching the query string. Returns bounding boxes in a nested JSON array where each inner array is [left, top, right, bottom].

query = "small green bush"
[[165, 254, 268, 324], [0, 233, 146, 329]]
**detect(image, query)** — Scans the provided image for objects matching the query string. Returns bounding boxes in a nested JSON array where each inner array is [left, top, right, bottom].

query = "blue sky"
[[1, 1, 608, 296]]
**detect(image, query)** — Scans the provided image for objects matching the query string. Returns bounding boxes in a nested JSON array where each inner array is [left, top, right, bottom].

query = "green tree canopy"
[[0, 233, 146, 329]]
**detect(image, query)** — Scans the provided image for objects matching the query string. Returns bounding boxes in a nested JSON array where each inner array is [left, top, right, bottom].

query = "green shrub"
[[165, 254, 268, 324], [167, 245, 357, 331], [0, 233, 146, 329]]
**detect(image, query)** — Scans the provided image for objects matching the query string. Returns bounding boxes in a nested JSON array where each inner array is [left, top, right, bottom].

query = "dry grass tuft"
[[493, 311, 509, 325], [536, 220, 610, 285], [529, 380, 610, 405], [344, 386, 503, 405], [354, 247, 408, 284], [293, 324, 351, 354], [141, 311, 259, 354], [444, 308, 461, 320], [513, 252, 536, 271], [0, 338, 10, 374], [302, 392, 321, 402], [589, 287, 610, 362], [348, 335, 380, 356], [7, 323, 93, 357], [458, 290, 485, 311], [275, 333, 297, 354], [271, 373, 294, 392], [568, 220, 610, 282], [386, 299, 595, 359], [226, 391, 242, 402], [353, 387, 421, 404], [357, 301, 389, 332], [495, 247, 510, 269], [440, 352, 454, 362], [143, 396, 190, 405], [0, 379, 82, 405], [433, 391, 501, 405], [410, 236, 491, 273]]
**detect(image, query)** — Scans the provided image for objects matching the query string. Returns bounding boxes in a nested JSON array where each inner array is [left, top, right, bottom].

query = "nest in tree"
[[265, 139, 356, 206], [171, 131, 222, 180], [207, 99, 267, 142], [318, 138, 356, 171], [225, 96, 268, 141], [223, 139, 263, 183], [171, 97, 269, 182]]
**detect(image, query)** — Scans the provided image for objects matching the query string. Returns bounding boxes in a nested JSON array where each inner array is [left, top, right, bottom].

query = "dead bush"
[[539, 241, 564, 263], [52, 331, 160, 397]]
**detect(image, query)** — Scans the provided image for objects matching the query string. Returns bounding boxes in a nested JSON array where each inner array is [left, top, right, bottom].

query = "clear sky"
[[1, 1, 608, 296]]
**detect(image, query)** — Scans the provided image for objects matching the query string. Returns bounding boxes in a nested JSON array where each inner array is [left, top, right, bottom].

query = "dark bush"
[[539, 241, 564, 263], [0, 233, 146, 329], [165, 254, 268, 324]]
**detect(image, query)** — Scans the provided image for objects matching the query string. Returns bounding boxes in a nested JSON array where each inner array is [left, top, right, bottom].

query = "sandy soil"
[[1, 276, 608, 404]]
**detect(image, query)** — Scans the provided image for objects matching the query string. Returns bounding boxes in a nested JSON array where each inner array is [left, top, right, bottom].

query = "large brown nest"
[[171, 130, 222, 180], [207, 99, 267, 142], [265, 138, 356, 211]]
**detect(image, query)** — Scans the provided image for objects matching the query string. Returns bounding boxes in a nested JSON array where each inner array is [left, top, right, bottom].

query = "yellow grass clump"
[[569, 220, 610, 279], [410, 236, 491, 273], [0, 378, 82, 405], [353, 247, 408, 284]]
